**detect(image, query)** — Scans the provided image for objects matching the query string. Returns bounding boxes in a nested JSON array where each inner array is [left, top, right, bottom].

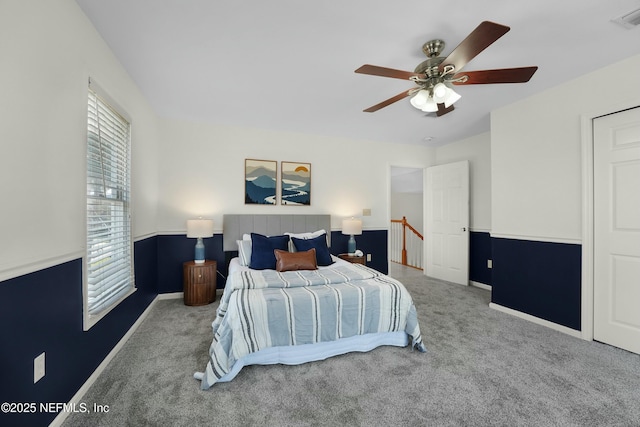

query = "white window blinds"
[[86, 86, 133, 318]]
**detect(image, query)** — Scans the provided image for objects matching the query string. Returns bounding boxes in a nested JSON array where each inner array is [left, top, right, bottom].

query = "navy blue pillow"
[[250, 233, 290, 270], [292, 234, 334, 266]]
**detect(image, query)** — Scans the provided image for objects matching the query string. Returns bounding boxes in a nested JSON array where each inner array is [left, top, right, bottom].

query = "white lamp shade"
[[342, 218, 362, 235], [186, 219, 214, 238]]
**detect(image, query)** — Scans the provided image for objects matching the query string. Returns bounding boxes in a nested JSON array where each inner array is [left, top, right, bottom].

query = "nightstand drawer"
[[187, 265, 214, 284]]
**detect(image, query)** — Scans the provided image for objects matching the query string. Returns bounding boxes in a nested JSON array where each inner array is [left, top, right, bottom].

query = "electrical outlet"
[[362, 208, 371, 216], [487, 259, 493, 269], [366, 254, 371, 262], [34, 352, 45, 384]]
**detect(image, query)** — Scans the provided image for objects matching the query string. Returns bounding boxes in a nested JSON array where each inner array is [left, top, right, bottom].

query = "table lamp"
[[187, 218, 214, 263], [342, 217, 362, 255]]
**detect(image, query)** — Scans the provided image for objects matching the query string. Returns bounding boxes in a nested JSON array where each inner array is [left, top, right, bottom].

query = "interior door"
[[424, 161, 469, 285], [593, 107, 640, 355]]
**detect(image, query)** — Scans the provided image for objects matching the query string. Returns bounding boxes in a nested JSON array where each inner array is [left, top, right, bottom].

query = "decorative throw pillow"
[[274, 248, 318, 272], [250, 233, 290, 270], [236, 240, 252, 266], [285, 229, 327, 252], [292, 234, 334, 266]]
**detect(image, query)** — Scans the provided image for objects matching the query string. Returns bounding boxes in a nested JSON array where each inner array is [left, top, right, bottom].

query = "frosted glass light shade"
[[410, 90, 429, 108], [443, 87, 462, 108], [421, 97, 438, 112], [432, 82, 447, 102]]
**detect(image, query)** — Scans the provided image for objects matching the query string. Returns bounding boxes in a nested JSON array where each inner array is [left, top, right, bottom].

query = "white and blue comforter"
[[198, 263, 426, 389]]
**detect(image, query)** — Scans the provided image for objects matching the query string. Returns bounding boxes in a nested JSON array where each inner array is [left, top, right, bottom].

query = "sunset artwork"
[[281, 162, 311, 206]]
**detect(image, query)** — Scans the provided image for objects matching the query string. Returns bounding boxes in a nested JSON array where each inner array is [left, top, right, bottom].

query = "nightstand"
[[183, 260, 217, 306], [338, 253, 366, 265]]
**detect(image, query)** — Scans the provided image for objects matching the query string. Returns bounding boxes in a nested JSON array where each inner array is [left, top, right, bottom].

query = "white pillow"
[[237, 240, 252, 266], [285, 229, 327, 252]]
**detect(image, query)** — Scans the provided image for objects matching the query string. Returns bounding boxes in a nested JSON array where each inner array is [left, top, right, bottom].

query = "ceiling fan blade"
[[363, 89, 414, 112], [355, 64, 423, 80], [439, 21, 510, 73], [452, 66, 538, 85], [436, 103, 454, 117]]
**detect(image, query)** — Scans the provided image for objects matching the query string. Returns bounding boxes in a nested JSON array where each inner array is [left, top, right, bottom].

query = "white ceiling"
[[76, 0, 640, 147]]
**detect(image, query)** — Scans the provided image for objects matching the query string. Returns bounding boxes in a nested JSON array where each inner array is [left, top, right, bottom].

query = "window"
[[85, 83, 134, 328]]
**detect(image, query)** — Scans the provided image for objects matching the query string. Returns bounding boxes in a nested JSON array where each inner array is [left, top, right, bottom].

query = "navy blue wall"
[[470, 231, 492, 286], [491, 237, 581, 330], [0, 237, 157, 427]]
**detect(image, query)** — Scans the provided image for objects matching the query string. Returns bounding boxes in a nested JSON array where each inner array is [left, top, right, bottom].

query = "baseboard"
[[489, 303, 582, 339], [470, 280, 491, 291], [157, 291, 184, 300], [50, 296, 159, 427]]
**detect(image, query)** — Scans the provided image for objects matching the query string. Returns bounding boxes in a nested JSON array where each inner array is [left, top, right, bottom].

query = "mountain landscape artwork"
[[281, 161, 311, 206], [245, 159, 277, 205]]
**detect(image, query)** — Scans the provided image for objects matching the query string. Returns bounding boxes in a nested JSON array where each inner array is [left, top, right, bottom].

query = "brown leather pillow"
[[274, 248, 317, 272]]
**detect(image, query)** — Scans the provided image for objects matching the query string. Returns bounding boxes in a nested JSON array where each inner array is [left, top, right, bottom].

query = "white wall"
[[435, 131, 491, 232], [0, 0, 159, 280], [491, 54, 640, 242], [157, 119, 434, 233]]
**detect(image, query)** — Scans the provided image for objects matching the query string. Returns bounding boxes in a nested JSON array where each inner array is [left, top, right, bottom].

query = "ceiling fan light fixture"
[[443, 87, 462, 108], [432, 82, 448, 102], [410, 89, 429, 108], [421, 97, 438, 113]]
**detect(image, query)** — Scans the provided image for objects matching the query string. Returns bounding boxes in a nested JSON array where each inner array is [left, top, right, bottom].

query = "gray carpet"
[[63, 275, 640, 427]]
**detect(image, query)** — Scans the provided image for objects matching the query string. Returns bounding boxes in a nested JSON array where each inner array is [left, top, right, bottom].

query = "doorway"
[[389, 166, 424, 275]]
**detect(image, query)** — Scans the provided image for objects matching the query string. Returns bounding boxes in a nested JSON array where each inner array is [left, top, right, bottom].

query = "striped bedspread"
[[199, 263, 426, 389]]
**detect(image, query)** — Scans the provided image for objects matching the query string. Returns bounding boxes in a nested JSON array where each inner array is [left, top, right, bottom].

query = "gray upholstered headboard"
[[222, 214, 331, 251]]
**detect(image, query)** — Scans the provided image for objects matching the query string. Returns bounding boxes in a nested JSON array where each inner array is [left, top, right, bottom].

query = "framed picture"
[[281, 161, 311, 206], [245, 159, 277, 205]]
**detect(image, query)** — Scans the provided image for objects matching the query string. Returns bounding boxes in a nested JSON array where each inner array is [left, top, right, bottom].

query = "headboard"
[[222, 214, 331, 251]]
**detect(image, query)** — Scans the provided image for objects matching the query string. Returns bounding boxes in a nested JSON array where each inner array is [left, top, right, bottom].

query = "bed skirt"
[[194, 330, 409, 384]]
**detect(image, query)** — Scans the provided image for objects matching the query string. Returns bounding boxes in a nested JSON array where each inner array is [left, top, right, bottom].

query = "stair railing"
[[390, 216, 424, 269]]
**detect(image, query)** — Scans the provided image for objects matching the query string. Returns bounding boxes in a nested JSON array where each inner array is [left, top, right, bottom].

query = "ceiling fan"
[[355, 21, 538, 117]]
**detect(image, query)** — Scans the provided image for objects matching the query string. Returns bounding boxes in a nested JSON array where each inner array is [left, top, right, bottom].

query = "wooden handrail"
[[391, 216, 423, 266]]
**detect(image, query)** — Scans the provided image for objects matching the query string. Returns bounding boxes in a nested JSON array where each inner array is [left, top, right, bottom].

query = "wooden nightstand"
[[338, 253, 366, 265], [183, 260, 217, 306]]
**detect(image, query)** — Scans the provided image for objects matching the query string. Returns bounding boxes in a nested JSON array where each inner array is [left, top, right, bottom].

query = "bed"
[[194, 214, 426, 389]]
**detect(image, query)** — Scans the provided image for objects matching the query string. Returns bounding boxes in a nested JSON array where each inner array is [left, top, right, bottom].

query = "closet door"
[[593, 107, 640, 355]]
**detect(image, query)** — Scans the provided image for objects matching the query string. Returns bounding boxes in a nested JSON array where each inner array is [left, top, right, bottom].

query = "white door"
[[424, 161, 469, 285], [593, 107, 640, 355]]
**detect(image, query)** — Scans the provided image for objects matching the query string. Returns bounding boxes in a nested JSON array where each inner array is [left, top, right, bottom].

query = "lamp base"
[[347, 235, 356, 255], [194, 237, 205, 263]]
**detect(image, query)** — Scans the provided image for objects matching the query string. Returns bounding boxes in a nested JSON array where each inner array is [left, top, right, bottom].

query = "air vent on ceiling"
[[612, 7, 640, 29]]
